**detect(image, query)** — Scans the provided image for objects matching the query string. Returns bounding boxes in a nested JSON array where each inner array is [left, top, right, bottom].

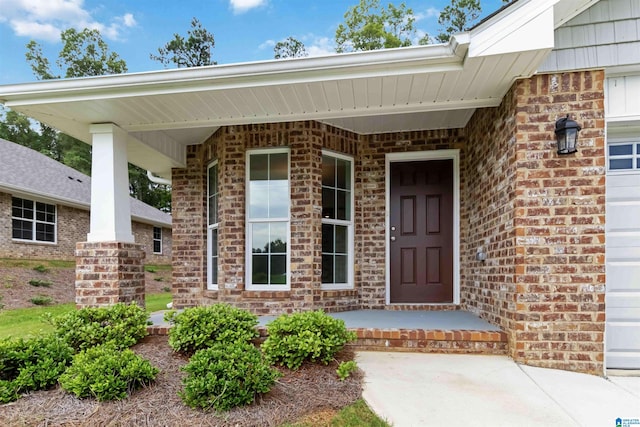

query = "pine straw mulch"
[[0, 335, 363, 427]]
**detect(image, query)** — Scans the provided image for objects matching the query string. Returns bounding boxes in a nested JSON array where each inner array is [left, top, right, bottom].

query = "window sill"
[[12, 239, 57, 246], [242, 291, 291, 299], [320, 289, 357, 298]]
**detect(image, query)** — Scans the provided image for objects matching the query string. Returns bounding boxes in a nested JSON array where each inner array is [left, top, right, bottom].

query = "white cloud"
[[259, 39, 276, 50], [229, 0, 267, 14], [414, 7, 440, 22], [306, 36, 334, 57], [0, 0, 136, 42]]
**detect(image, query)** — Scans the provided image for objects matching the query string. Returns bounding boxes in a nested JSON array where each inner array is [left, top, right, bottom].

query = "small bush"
[[32, 265, 49, 273], [262, 310, 357, 370], [0, 335, 74, 403], [337, 360, 358, 381], [59, 344, 158, 401], [180, 342, 280, 411], [30, 295, 53, 305], [51, 302, 148, 351], [28, 279, 52, 287], [165, 304, 258, 355]]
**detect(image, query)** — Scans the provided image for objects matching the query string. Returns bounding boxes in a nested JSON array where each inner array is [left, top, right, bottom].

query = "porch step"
[[347, 328, 508, 355]]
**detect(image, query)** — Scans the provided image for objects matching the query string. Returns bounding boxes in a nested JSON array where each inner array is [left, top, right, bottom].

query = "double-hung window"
[[153, 227, 162, 254], [321, 152, 354, 289], [208, 161, 220, 290], [247, 149, 290, 290], [11, 196, 56, 243]]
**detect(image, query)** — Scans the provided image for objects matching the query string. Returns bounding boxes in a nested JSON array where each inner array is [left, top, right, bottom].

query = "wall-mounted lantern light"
[[554, 115, 581, 155]]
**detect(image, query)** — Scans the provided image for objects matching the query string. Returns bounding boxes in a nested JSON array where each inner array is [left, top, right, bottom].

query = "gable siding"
[[539, 0, 640, 72]]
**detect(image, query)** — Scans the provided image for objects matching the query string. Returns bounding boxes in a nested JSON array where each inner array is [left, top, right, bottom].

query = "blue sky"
[[0, 0, 504, 86]]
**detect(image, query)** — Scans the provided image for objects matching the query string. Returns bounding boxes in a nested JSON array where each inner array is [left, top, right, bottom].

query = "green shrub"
[[180, 342, 280, 411], [50, 302, 148, 351], [165, 304, 258, 355], [336, 360, 358, 381], [28, 279, 52, 287], [59, 344, 158, 401], [0, 335, 74, 402], [262, 310, 357, 370], [30, 295, 53, 305], [32, 265, 49, 273], [145, 266, 157, 273]]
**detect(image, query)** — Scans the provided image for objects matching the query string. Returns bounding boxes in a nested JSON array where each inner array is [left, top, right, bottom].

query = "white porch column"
[[87, 123, 134, 242]]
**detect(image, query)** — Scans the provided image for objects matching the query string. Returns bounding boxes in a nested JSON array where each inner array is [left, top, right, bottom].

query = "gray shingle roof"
[[0, 138, 171, 227]]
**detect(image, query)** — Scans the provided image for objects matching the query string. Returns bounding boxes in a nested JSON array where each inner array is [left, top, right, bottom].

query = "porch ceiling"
[[0, 0, 597, 180]]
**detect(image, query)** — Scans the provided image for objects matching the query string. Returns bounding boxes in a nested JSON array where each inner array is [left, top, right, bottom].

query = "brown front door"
[[389, 159, 454, 303]]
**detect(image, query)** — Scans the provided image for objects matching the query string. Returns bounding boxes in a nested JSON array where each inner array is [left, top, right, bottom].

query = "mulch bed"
[[0, 336, 363, 427]]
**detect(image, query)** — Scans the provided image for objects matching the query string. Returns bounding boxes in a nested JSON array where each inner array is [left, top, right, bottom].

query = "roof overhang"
[[0, 0, 597, 180]]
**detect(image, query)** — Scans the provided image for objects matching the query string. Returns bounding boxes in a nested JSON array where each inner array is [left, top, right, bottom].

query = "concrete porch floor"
[[149, 309, 500, 330]]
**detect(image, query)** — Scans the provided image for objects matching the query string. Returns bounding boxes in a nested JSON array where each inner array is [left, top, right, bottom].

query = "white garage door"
[[606, 139, 640, 369]]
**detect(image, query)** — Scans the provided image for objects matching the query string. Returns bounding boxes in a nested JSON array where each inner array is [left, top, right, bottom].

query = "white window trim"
[[607, 137, 640, 175], [321, 150, 355, 290], [207, 160, 219, 290], [152, 227, 162, 254], [11, 196, 58, 245], [384, 149, 461, 305], [245, 148, 291, 291]]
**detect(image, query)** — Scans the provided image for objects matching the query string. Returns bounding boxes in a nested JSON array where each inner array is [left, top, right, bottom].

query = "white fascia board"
[[469, 1, 556, 58], [0, 43, 467, 107], [0, 184, 89, 211]]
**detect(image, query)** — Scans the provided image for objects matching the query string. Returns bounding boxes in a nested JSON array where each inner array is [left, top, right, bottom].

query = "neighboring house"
[[1, 0, 639, 375], [0, 138, 172, 264]]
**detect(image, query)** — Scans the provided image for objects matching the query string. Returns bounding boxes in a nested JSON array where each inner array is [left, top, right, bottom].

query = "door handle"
[[390, 236, 396, 242]]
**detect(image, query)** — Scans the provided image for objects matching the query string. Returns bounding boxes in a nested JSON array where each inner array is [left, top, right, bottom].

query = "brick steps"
[[147, 325, 508, 355]]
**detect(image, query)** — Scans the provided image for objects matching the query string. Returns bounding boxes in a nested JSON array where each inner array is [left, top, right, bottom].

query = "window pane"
[[153, 227, 161, 240], [336, 158, 350, 189], [211, 256, 218, 284], [36, 202, 54, 223], [322, 187, 335, 219], [335, 225, 348, 253], [270, 222, 287, 254], [610, 158, 633, 170], [250, 154, 269, 180], [209, 164, 218, 194], [334, 255, 348, 283], [609, 144, 633, 156], [271, 255, 287, 284], [270, 153, 288, 180], [336, 189, 349, 220], [211, 228, 218, 256], [252, 223, 270, 253], [322, 223, 334, 253], [36, 223, 54, 242], [321, 254, 333, 284], [249, 181, 269, 218], [153, 240, 161, 253], [269, 180, 289, 218], [322, 155, 335, 187], [252, 255, 268, 284], [208, 195, 218, 225], [12, 219, 32, 240]]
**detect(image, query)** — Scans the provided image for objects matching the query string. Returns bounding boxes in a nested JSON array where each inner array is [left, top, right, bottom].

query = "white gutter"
[[147, 170, 171, 186]]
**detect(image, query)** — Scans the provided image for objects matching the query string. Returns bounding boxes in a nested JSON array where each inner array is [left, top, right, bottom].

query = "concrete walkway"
[[356, 352, 640, 427]]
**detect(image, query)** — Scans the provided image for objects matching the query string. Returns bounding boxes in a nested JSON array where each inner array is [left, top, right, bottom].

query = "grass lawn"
[[0, 292, 172, 339], [283, 399, 390, 427]]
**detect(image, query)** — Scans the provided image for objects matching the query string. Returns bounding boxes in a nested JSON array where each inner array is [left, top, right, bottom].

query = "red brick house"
[[1, 0, 638, 374], [0, 138, 172, 264]]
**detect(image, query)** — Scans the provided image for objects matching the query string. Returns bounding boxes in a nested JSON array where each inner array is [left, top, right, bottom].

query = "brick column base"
[[75, 242, 146, 308]]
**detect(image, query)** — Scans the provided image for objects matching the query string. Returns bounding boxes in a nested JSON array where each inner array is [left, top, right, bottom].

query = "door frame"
[[385, 149, 461, 305]]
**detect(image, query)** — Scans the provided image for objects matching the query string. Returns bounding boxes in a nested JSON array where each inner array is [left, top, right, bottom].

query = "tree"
[[26, 28, 127, 79], [21, 28, 171, 210], [150, 18, 216, 67], [335, 0, 418, 53], [274, 37, 308, 59], [436, 0, 482, 43]]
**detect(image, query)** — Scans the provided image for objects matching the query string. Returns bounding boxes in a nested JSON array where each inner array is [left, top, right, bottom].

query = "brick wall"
[[511, 71, 606, 374], [461, 84, 519, 343], [0, 191, 171, 264]]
